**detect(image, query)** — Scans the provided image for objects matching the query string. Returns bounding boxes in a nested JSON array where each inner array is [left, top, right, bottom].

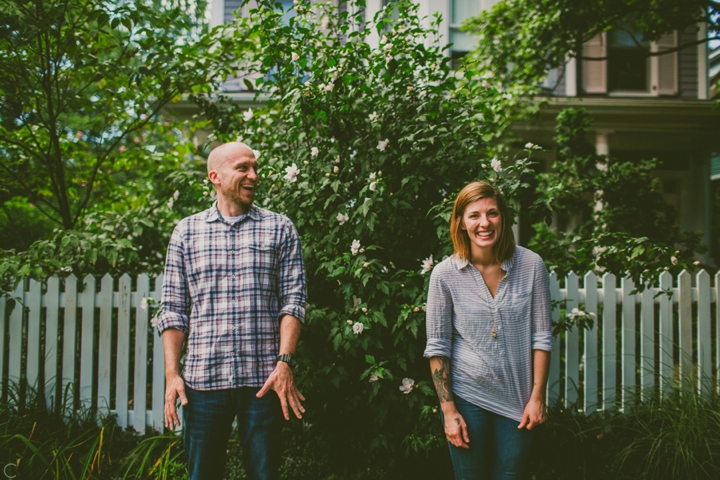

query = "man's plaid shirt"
[[157, 203, 307, 390]]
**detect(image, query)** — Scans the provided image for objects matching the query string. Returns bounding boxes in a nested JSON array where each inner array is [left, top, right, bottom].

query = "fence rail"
[[1, 270, 719, 432]]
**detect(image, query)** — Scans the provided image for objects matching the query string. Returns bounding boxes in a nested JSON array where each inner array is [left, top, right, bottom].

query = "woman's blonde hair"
[[450, 181, 515, 264]]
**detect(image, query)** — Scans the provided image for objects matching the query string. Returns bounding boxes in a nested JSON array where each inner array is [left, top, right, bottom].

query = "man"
[[157, 141, 307, 480]]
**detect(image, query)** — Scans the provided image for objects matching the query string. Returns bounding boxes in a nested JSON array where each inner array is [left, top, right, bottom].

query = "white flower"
[[353, 322, 364, 334], [369, 182, 377, 192], [524, 142, 535, 150], [368, 112, 379, 122], [671, 256, 678, 265], [333, 166, 339, 173], [369, 172, 377, 180], [407, 85, 414, 92], [243, 109, 254, 121], [421, 255, 434, 274], [363, 262, 370, 268], [284, 163, 300, 182], [377, 139, 389, 151], [311, 147, 319, 157], [337, 212, 349, 224], [140, 297, 149, 311], [167, 197, 174, 210], [304, 80, 311, 88], [399, 377, 415, 394], [491, 158, 502, 172], [324, 82, 334, 92], [318, 83, 326, 90], [291, 52, 300, 61], [252, 149, 261, 160], [352, 295, 362, 312], [694, 260, 700, 266], [321, 16, 330, 29], [150, 317, 159, 328], [369, 373, 379, 383], [335, 155, 341, 163], [383, 42, 392, 52], [351, 239, 361, 255]]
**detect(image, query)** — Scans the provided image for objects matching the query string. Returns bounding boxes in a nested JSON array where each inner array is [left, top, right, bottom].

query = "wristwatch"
[[277, 353, 298, 369]]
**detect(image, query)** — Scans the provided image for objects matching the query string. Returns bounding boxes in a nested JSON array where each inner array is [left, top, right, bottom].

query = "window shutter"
[[656, 31, 678, 95], [582, 33, 607, 93]]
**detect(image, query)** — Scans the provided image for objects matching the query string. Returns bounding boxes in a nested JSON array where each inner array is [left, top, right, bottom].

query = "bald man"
[[157, 142, 308, 480]]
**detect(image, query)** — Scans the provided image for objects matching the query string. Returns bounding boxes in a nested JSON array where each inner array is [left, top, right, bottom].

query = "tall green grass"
[[0, 381, 186, 479], [528, 383, 720, 480]]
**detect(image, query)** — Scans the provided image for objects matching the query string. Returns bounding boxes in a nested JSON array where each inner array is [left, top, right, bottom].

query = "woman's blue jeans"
[[183, 386, 282, 480], [442, 395, 534, 480]]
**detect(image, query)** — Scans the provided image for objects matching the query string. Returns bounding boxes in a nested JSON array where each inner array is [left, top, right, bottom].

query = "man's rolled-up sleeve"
[[157, 223, 190, 334], [424, 268, 453, 358], [277, 220, 308, 323]]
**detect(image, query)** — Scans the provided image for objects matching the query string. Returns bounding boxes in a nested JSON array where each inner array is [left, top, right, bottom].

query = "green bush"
[[193, 0, 534, 475]]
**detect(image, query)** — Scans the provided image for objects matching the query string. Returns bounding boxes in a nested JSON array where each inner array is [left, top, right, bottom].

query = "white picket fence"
[[0, 270, 718, 432]]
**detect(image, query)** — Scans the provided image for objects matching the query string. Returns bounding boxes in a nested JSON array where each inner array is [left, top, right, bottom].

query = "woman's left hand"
[[518, 397, 546, 430]]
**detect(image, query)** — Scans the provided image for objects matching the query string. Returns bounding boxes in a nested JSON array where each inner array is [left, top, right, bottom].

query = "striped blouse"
[[424, 246, 553, 422]]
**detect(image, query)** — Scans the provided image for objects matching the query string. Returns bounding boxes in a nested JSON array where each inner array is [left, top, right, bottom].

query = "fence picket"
[[26, 280, 42, 392], [565, 272, 580, 408], [548, 272, 561, 404], [640, 285, 654, 402], [658, 271, 673, 398], [97, 275, 114, 417], [621, 277, 636, 409], [716, 272, 720, 396], [134, 274, 150, 433], [62, 275, 78, 414], [602, 273, 616, 410], [152, 274, 165, 432], [0, 294, 5, 398], [678, 270, 693, 390], [45, 277, 60, 411], [583, 272, 598, 414], [116, 274, 132, 429], [79, 275, 96, 410], [8, 282, 24, 384], [696, 270, 711, 396]]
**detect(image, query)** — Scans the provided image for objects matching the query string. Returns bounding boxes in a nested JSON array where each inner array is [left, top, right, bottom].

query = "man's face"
[[211, 149, 259, 210]]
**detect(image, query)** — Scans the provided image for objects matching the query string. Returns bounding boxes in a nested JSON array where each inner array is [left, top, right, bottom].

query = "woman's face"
[[460, 197, 502, 254]]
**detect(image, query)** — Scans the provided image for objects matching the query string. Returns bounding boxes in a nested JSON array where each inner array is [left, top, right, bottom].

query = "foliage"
[[190, 0, 537, 474], [528, 108, 705, 289], [0, 0, 235, 231], [462, 0, 718, 87], [528, 386, 720, 480]]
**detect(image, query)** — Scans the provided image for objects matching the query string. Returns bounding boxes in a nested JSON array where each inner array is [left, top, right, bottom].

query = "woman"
[[424, 181, 552, 480]]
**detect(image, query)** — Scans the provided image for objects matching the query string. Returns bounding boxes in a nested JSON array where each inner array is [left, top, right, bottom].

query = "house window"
[[450, 0, 481, 55], [607, 25, 650, 92]]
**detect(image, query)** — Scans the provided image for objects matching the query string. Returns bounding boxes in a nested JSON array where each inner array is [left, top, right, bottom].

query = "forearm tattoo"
[[431, 357, 454, 403]]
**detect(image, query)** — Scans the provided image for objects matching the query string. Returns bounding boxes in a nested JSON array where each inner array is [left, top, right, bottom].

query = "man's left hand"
[[257, 361, 306, 420]]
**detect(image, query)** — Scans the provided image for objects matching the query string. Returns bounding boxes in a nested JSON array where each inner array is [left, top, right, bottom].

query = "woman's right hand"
[[443, 407, 470, 449]]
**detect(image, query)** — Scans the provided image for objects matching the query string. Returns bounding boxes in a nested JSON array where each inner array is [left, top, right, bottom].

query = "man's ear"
[[208, 171, 219, 186]]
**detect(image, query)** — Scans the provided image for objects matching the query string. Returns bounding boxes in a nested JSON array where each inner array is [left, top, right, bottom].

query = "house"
[[206, 0, 720, 261]]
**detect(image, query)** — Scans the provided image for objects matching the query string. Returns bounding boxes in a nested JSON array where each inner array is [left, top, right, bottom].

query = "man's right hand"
[[164, 374, 188, 429]]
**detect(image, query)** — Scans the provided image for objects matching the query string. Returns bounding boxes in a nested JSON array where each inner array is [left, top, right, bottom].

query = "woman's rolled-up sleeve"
[[531, 255, 553, 351], [424, 268, 453, 358]]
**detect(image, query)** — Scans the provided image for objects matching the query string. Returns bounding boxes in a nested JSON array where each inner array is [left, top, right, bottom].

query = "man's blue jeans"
[[183, 386, 282, 480], [442, 395, 534, 480]]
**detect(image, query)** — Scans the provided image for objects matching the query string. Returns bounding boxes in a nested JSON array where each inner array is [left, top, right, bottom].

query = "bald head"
[[207, 141, 256, 173]]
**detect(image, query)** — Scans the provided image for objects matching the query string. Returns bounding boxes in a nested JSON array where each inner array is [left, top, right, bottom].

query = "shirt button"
[[231, 351, 236, 356], [494, 307, 499, 312], [230, 249, 235, 253], [232, 275, 236, 279], [233, 300, 236, 304], [232, 326, 237, 330]]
